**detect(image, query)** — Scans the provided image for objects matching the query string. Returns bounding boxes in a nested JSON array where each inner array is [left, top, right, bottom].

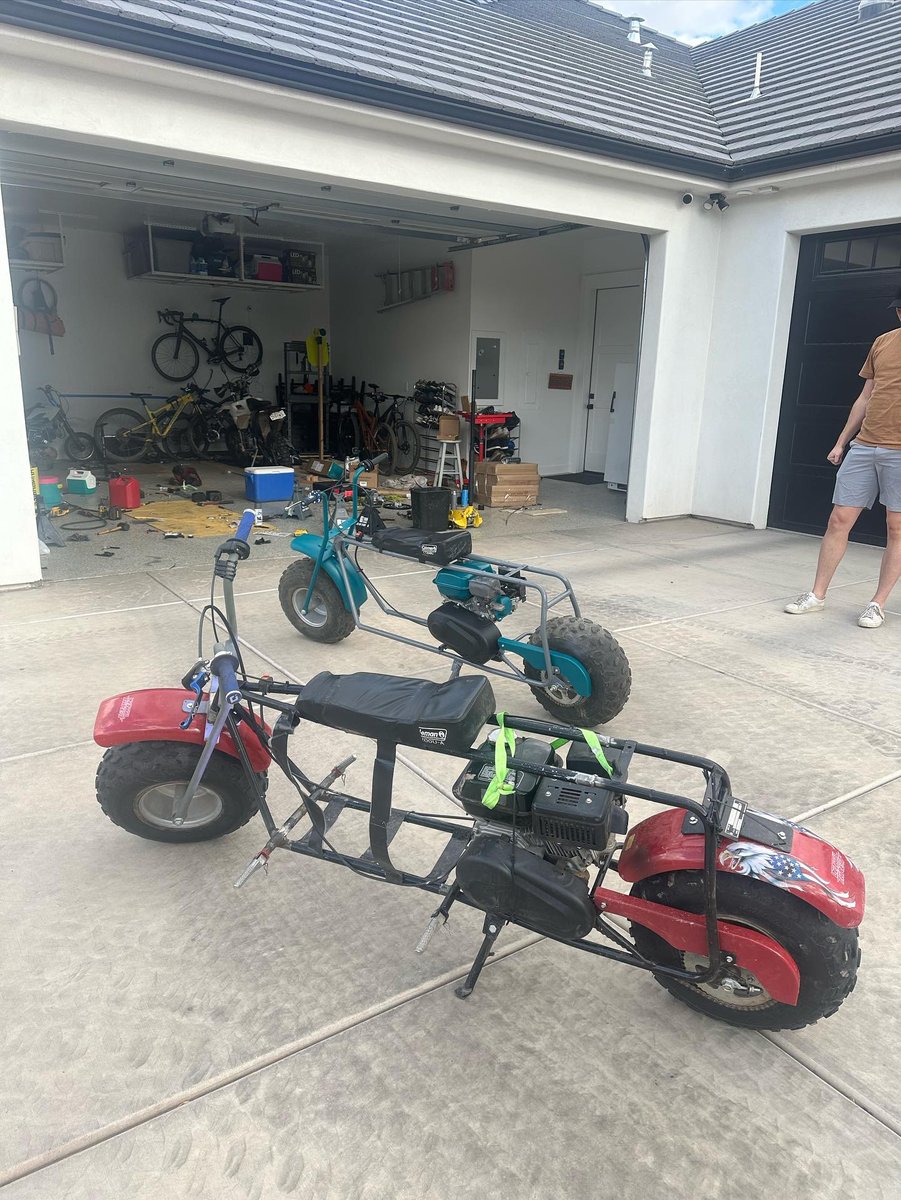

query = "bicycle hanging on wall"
[[150, 297, 263, 382]]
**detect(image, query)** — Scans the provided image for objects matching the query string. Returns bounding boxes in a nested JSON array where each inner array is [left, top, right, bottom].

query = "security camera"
[[681, 192, 694, 205]]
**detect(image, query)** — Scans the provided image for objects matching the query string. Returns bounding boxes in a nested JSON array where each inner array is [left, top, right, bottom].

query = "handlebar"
[[235, 509, 256, 543], [211, 647, 242, 704]]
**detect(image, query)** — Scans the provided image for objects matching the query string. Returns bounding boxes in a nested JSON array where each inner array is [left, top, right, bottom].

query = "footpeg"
[[234, 849, 271, 888], [415, 913, 446, 955]]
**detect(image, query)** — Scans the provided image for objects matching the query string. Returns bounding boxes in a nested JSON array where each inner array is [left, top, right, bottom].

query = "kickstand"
[[455, 913, 504, 1000]]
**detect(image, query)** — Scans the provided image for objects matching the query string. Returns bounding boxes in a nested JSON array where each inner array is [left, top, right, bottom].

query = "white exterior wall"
[[14, 226, 329, 429], [697, 167, 901, 527], [0, 188, 42, 587]]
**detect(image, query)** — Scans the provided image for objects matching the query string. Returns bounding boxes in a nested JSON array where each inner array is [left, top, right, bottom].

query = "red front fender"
[[617, 807, 865, 929], [94, 689, 271, 773]]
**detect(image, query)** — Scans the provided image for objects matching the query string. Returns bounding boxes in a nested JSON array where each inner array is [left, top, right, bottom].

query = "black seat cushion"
[[296, 671, 495, 751], [371, 528, 472, 565]]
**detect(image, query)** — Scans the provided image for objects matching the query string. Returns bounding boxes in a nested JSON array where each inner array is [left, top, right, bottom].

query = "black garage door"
[[768, 224, 901, 546]]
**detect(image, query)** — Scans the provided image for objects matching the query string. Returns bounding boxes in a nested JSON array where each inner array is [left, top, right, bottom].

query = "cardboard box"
[[475, 476, 540, 507], [357, 469, 379, 489], [437, 414, 461, 441], [476, 460, 539, 481]]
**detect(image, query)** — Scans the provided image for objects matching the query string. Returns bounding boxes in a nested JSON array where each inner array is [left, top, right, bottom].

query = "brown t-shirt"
[[858, 328, 901, 449]]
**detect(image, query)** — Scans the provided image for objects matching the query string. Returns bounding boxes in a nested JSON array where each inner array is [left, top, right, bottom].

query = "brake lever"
[[180, 666, 210, 730]]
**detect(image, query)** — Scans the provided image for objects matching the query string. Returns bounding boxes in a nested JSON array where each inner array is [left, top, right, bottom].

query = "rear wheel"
[[64, 432, 96, 462], [151, 332, 200, 382], [373, 422, 397, 470], [218, 325, 263, 372], [524, 616, 630, 726], [95, 741, 263, 843], [629, 872, 861, 1030], [267, 432, 295, 466], [337, 412, 361, 457], [94, 407, 150, 462], [390, 419, 420, 474], [279, 558, 356, 643]]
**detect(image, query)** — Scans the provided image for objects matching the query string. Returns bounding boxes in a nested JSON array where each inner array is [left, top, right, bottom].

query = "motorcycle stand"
[[455, 913, 505, 1000]]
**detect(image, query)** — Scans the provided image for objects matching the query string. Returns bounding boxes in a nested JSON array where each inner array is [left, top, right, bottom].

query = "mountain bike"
[[368, 385, 421, 474], [336, 381, 397, 471], [94, 386, 207, 462], [151, 297, 263, 383]]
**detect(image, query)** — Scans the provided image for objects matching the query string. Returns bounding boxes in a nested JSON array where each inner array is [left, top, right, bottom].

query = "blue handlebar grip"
[[215, 656, 241, 704], [235, 509, 256, 543]]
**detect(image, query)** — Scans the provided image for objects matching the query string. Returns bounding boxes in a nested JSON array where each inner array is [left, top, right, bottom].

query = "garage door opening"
[[2, 135, 648, 579]]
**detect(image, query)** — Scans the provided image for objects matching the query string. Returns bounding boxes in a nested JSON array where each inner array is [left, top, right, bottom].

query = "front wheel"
[[95, 741, 263, 843], [629, 872, 860, 1031], [524, 616, 630, 726], [390, 419, 421, 474], [64, 432, 96, 462], [151, 332, 201, 382], [279, 558, 356, 643]]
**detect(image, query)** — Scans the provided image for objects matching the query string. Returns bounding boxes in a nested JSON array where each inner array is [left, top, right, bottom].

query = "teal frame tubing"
[[290, 465, 593, 698]]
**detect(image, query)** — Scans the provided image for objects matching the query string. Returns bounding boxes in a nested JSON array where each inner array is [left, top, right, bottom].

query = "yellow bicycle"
[[94, 387, 205, 462]]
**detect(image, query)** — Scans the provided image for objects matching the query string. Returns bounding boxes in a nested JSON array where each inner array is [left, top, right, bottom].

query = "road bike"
[[151, 297, 263, 383], [93, 493, 865, 1031]]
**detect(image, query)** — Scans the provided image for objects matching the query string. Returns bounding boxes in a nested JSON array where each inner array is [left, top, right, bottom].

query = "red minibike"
[[94, 508, 864, 1030]]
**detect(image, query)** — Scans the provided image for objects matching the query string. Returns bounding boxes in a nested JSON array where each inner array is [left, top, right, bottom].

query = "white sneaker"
[[858, 602, 885, 629], [784, 591, 825, 615]]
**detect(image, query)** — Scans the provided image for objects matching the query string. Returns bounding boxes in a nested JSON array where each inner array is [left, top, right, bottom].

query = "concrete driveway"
[[2, 481, 900, 1198]]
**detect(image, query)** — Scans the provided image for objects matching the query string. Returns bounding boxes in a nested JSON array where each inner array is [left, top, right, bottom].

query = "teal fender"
[[498, 637, 592, 696], [290, 534, 368, 610]]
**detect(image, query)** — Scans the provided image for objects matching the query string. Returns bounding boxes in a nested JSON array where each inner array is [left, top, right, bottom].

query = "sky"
[[599, 0, 818, 44]]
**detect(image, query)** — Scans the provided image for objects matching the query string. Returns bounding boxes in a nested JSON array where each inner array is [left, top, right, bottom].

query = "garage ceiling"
[[0, 132, 578, 248]]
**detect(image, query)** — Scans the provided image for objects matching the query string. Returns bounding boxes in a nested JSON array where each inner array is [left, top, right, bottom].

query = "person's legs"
[[872, 510, 901, 607], [812, 505, 866, 598]]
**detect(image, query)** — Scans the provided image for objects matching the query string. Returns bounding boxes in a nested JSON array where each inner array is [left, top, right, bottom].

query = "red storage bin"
[[109, 475, 141, 509], [255, 261, 283, 282]]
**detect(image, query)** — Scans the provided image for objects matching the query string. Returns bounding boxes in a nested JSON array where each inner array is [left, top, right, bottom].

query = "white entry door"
[[583, 285, 642, 480]]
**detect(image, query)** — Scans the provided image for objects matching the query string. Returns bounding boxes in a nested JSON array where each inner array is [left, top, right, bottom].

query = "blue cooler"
[[244, 467, 295, 502]]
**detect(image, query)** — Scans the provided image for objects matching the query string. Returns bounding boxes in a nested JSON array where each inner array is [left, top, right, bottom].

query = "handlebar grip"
[[235, 509, 256, 543], [211, 649, 242, 704], [366, 453, 390, 468]]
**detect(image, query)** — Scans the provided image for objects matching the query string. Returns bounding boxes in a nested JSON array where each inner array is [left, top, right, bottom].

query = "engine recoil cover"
[[428, 602, 500, 664], [455, 834, 597, 940]]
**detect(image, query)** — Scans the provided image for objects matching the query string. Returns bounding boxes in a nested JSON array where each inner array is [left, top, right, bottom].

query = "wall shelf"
[[4, 212, 66, 273]]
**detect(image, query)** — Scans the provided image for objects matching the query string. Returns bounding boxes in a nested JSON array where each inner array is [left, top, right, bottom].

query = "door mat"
[[129, 500, 274, 537], [546, 471, 607, 485]]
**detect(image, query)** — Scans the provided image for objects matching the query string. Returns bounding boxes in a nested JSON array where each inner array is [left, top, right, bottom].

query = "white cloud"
[[594, 1, 779, 44]]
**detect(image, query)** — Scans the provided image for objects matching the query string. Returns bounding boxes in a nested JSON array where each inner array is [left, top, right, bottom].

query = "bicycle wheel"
[[94, 408, 151, 462], [218, 326, 263, 372], [64, 432, 97, 462], [389, 419, 421, 474], [151, 332, 201, 382], [163, 416, 201, 459], [373, 423, 397, 471]]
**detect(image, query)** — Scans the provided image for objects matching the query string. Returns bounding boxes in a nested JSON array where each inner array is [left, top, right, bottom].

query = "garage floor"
[[3, 482, 900, 1197]]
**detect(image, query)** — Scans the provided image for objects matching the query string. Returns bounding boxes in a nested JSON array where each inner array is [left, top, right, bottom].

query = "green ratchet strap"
[[482, 716, 614, 810], [550, 728, 614, 778], [481, 711, 516, 809]]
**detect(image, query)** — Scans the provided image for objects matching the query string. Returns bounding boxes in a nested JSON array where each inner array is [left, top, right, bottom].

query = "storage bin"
[[245, 466, 295, 502], [410, 486, 451, 531], [152, 238, 192, 274]]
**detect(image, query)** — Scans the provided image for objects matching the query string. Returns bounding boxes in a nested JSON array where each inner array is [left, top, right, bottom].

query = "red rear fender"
[[617, 807, 864, 929], [94, 689, 271, 772]]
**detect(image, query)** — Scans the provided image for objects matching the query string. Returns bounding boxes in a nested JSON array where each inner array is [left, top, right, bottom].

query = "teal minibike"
[[278, 455, 631, 727]]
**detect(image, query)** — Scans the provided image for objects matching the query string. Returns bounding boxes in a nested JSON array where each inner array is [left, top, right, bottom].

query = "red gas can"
[[108, 475, 141, 510]]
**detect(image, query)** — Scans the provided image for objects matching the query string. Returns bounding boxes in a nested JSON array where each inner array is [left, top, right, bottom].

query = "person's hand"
[[827, 443, 845, 466]]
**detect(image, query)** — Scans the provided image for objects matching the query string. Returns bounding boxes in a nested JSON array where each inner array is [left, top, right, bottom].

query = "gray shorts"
[[833, 441, 901, 511]]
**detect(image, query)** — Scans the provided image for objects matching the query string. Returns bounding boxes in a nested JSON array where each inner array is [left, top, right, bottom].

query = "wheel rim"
[[543, 673, 584, 707], [291, 587, 328, 628], [680, 915, 775, 1011], [154, 337, 198, 382], [134, 781, 224, 829]]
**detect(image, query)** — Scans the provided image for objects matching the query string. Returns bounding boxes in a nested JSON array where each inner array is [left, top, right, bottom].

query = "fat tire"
[[629, 871, 861, 1031], [94, 407, 150, 463], [151, 332, 200, 383], [218, 325, 263, 373], [524, 616, 630, 726], [279, 558, 356, 643], [95, 741, 264, 843]]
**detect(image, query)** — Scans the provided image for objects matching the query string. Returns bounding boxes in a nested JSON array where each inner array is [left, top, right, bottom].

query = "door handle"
[[610, 390, 616, 413]]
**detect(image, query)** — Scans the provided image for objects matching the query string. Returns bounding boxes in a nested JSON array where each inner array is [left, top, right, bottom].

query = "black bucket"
[[411, 486, 451, 531]]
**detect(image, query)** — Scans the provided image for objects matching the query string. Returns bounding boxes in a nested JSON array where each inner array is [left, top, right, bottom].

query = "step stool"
[[435, 436, 464, 488]]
